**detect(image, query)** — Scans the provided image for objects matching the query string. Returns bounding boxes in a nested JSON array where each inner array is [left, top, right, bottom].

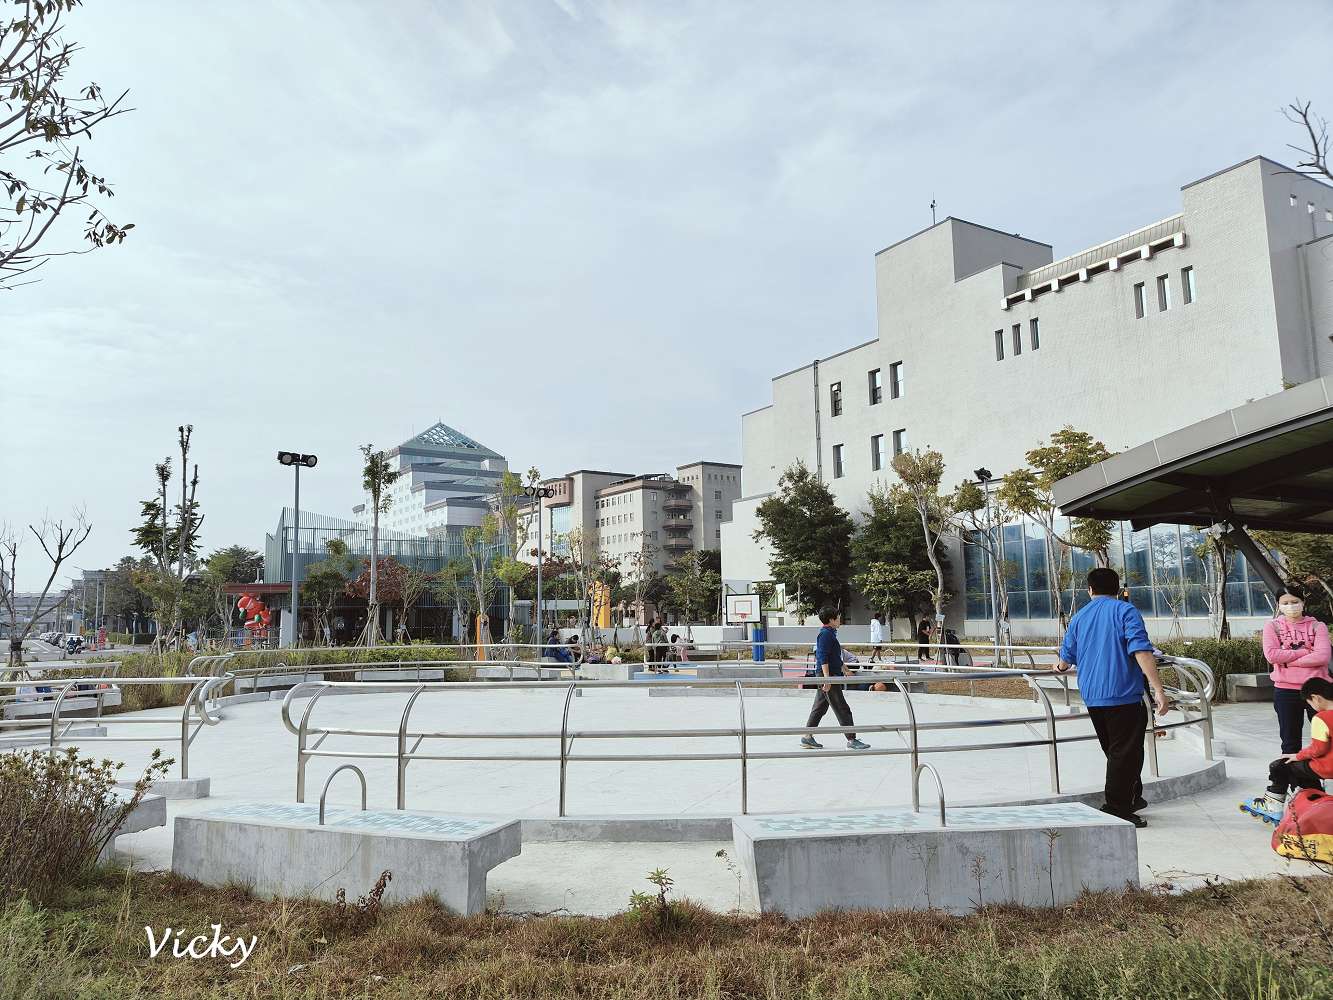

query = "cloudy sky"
[[3, 0, 1331, 587]]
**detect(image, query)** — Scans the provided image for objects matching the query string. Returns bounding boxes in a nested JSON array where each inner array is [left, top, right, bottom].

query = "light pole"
[[974, 468, 1002, 665], [278, 451, 319, 648], [523, 485, 556, 641]]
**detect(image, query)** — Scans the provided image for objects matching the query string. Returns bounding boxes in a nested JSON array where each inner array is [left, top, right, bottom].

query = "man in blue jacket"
[[1056, 568, 1169, 828], [800, 607, 871, 750]]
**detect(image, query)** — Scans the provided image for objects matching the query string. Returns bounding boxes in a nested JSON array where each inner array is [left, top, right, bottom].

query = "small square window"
[[1309, 202, 1316, 215], [830, 381, 842, 417], [1029, 317, 1040, 350], [1290, 194, 1298, 207], [713, 490, 721, 500], [868, 369, 882, 405], [1133, 282, 1146, 319], [871, 433, 886, 471], [715, 510, 722, 520], [1012, 323, 1022, 356], [892, 429, 907, 456], [832, 444, 845, 479], [1326, 209, 1332, 223], [889, 361, 903, 399], [994, 329, 1004, 361]]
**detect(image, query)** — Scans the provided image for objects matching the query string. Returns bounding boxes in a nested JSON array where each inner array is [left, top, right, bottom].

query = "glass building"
[[962, 518, 1274, 624]]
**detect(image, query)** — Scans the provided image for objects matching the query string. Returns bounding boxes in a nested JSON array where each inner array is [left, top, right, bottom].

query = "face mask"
[[1279, 600, 1305, 620]]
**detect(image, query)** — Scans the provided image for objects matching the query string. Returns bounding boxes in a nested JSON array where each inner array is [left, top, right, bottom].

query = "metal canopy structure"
[[1053, 376, 1333, 596]]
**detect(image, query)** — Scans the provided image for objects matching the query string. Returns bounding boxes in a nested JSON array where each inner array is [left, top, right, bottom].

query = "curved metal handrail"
[[913, 762, 947, 826], [319, 763, 367, 824]]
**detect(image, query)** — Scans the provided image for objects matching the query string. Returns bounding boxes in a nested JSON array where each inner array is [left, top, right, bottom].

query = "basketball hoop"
[[737, 611, 750, 622]]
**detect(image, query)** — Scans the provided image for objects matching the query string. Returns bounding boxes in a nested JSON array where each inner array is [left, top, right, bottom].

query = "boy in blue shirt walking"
[[800, 607, 871, 750], [1055, 568, 1169, 828]]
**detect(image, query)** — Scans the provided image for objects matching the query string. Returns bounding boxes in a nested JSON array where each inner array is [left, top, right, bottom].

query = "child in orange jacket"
[[1266, 676, 1333, 803]]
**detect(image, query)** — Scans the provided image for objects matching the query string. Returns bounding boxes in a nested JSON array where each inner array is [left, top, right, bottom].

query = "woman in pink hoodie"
[[1263, 587, 1332, 754]]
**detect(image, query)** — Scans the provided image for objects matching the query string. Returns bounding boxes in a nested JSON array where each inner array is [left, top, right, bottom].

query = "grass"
[[2, 868, 1331, 999]]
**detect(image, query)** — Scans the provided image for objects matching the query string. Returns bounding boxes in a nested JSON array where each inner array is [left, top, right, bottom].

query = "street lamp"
[[974, 468, 1002, 664], [523, 485, 557, 639], [278, 451, 318, 647]]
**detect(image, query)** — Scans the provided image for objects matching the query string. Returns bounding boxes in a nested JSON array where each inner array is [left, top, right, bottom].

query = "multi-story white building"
[[722, 155, 1333, 636], [520, 462, 742, 577], [352, 422, 508, 536]]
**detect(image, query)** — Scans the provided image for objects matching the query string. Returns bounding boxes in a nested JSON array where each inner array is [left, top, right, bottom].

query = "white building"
[[352, 423, 508, 536], [520, 462, 742, 577], [723, 155, 1333, 636]]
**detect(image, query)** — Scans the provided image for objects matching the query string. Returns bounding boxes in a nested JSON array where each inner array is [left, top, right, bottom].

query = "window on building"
[[1291, 194, 1298, 206], [1157, 274, 1170, 311], [713, 490, 722, 500], [715, 510, 722, 520], [868, 369, 882, 404], [1326, 209, 1332, 222], [1012, 323, 1022, 356], [892, 428, 907, 456], [832, 444, 845, 478], [829, 381, 842, 416], [716, 529, 721, 540], [1133, 282, 1146, 319], [1310, 202, 1317, 215], [1029, 317, 1040, 350], [1181, 266, 1195, 304], [889, 361, 903, 399], [871, 433, 886, 471], [994, 329, 1004, 360]]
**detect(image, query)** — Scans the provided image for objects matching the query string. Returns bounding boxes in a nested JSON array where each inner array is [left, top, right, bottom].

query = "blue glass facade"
[[963, 519, 1274, 621]]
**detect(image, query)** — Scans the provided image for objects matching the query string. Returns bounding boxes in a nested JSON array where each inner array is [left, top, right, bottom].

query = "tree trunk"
[[367, 508, 380, 647]]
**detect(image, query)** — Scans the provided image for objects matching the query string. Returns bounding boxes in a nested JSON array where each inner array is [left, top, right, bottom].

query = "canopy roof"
[[1053, 376, 1333, 535]]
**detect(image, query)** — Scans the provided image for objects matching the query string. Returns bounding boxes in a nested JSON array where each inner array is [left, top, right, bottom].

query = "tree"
[[1256, 530, 1333, 620], [852, 483, 940, 637], [1283, 100, 1333, 183], [890, 449, 955, 630], [953, 479, 1011, 629], [301, 539, 356, 644], [753, 461, 854, 617], [131, 426, 203, 650], [430, 558, 474, 643], [345, 556, 408, 629], [491, 468, 540, 644], [623, 536, 659, 645], [463, 516, 503, 646], [0, 1, 134, 289], [1, 512, 91, 665], [997, 427, 1113, 625], [101, 555, 151, 635], [198, 545, 261, 641], [358, 444, 401, 646], [398, 566, 431, 642], [665, 550, 722, 628]]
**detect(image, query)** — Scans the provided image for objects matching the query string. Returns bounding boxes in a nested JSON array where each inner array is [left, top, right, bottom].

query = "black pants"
[[806, 684, 855, 740], [1087, 701, 1148, 817], [1268, 757, 1324, 797], [1274, 687, 1316, 755]]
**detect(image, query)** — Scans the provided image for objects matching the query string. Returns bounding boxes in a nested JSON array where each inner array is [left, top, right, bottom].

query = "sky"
[[3, 0, 1332, 588]]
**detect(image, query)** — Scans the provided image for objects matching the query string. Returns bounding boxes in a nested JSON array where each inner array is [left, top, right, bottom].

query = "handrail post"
[[48, 681, 75, 753], [1025, 675, 1061, 794], [913, 762, 946, 826], [319, 763, 368, 824], [397, 686, 426, 810], [893, 678, 920, 805], [1144, 693, 1161, 778], [294, 687, 329, 803], [735, 680, 748, 815], [558, 681, 577, 817]]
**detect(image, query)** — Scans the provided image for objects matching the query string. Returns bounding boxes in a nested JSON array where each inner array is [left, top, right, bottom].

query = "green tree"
[[358, 444, 402, 646], [753, 462, 854, 617], [665, 550, 722, 628], [890, 449, 955, 629], [198, 545, 262, 641], [852, 484, 939, 637], [1256, 530, 1333, 619], [131, 426, 203, 650], [492, 467, 541, 644], [430, 559, 474, 642], [997, 427, 1114, 624], [0, 0, 134, 289], [463, 516, 503, 646], [953, 479, 1012, 627], [301, 540, 356, 644]]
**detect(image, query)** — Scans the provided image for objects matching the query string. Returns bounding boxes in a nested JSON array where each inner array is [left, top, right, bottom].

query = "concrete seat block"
[[100, 790, 167, 863], [172, 803, 521, 915], [234, 673, 324, 693], [1226, 673, 1273, 702], [352, 668, 446, 682], [733, 802, 1138, 917]]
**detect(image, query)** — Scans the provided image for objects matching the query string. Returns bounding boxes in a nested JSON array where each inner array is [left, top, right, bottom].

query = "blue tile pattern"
[[749, 803, 1103, 834], [200, 801, 496, 836]]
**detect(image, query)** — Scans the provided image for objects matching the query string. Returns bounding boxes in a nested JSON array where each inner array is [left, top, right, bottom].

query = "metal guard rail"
[[0, 675, 227, 779], [279, 655, 1214, 816]]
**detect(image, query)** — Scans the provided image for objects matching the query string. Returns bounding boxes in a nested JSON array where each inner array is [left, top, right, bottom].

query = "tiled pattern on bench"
[[749, 803, 1106, 834], [201, 801, 495, 837]]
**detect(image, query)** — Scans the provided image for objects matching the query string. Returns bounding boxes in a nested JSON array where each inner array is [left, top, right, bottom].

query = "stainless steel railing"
[[278, 655, 1214, 816]]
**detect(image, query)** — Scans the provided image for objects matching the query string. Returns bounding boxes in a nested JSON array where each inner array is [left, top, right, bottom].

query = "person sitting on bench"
[[1265, 676, 1333, 804]]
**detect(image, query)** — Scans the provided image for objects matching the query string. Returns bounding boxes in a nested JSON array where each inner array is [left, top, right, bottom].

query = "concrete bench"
[[352, 667, 446, 682], [172, 802, 520, 915], [234, 672, 324, 693], [732, 802, 1138, 917], [1225, 672, 1274, 702], [100, 788, 167, 863], [3, 688, 122, 719], [475, 665, 570, 681]]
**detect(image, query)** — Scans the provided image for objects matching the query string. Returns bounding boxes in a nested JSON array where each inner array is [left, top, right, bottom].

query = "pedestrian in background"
[[800, 607, 870, 751], [1263, 586, 1331, 755]]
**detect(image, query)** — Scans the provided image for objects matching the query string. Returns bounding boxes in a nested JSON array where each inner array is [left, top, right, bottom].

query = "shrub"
[[1157, 637, 1267, 702], [0, 749, 170, 906]]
